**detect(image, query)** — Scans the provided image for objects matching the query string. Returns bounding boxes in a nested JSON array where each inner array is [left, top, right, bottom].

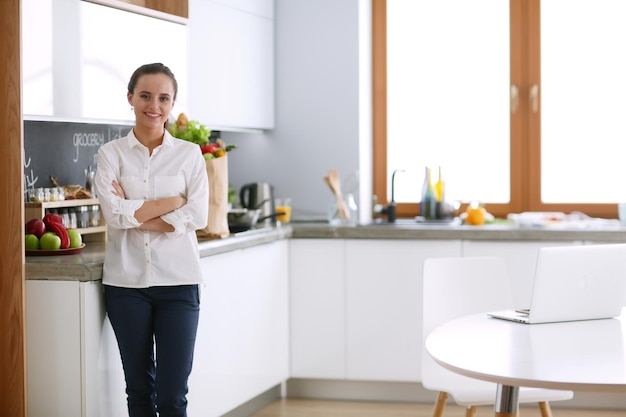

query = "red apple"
[[200, 143, 219, 155], [25, 218, 46, 238]]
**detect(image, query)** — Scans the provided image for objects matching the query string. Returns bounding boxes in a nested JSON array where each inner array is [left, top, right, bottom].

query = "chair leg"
[[465, 405, 477, 417], [432, 391, 448, 417], [537, 401, 553, 417]]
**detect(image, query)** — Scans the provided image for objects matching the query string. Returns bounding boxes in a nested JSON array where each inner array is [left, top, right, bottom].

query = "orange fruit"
[[466, 206, 486, 225]]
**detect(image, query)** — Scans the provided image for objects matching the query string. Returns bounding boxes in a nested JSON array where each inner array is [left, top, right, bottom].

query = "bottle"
[[420, 167, 435, 220], [435, 166, 445, 219], [435, 166, 444, 203]]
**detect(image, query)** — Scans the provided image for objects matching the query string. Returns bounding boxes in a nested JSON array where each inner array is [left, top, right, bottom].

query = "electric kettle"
[[239, 182, 276, 227]]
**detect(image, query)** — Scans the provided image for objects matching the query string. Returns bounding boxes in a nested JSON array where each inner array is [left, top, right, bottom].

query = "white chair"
[[422, 257, 573, 417]]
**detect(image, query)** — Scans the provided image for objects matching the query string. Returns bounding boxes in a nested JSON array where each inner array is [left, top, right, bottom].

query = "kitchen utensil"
[[239, 182, 276, 227], [324, 169, 350, 221], [227, 208, 261, 233]]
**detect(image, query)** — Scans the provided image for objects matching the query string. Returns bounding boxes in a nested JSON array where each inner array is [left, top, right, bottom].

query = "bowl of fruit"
[[25, 213, 85, 256]]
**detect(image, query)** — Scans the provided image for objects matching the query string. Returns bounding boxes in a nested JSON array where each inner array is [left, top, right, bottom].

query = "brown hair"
[[127, 63, 178, 100]]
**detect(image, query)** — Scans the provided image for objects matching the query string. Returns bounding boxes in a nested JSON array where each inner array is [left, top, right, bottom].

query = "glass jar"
[[49, 187, 59, 202], [43, 188, 51, 202], [33, 188, 44, 203], [60, 209, 70, 228], [89, 205, 101, 227], [76, 206, 89, 228], [68, 209, 77, 229]]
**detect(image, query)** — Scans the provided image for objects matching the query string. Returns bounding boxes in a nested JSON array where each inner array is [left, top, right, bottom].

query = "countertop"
[[291, 219, 626, 242], [25, 225, 292, 282], [25, 219, 626, 282]]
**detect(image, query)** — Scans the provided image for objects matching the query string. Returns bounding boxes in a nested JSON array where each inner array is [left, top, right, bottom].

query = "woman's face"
[[127, 73, 175, 130]]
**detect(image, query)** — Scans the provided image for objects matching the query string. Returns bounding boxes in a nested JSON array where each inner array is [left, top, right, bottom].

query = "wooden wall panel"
[[0, 0, 26, 415]]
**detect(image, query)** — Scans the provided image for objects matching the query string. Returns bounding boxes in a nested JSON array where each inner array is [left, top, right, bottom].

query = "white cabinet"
[[26, 280, 82, 417], [189, 240, 289, 417], [345, 239, 462, 382], [26, 239, 289, 417], [189, 0, 274, 130], [22, 0, 188, 121], [289, 238, 462, 382], [26, 280, 126, 417], [462, 240, 581, 310], [289, 239, 346, 379]]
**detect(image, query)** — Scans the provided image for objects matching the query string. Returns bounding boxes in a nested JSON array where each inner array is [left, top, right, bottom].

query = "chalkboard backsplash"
[[24, 120, 132, 196]]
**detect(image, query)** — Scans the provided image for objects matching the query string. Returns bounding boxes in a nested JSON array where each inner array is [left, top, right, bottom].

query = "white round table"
[[425, 313, 626, 416]]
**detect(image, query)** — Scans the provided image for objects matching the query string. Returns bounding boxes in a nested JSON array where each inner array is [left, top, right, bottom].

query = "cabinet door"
[[189, 240, 288, 417], [189, 0, 274, 130], [289, 239, 346, 379], [26, 280, 82, 417], [462, 240, 581, 310], [345, 239, 462, 382], [22, 0, 188, 121]]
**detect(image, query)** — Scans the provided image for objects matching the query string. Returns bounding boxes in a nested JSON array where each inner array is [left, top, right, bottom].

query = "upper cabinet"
[[22, 0, 188, 122], [189, 0, 275, 130]]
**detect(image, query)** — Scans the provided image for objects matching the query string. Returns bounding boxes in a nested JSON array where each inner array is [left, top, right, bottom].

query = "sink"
[[364, 217, 462, 227]]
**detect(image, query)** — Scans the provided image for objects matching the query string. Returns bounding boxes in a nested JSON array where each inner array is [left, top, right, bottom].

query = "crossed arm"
[[112, 180, 186, 232]]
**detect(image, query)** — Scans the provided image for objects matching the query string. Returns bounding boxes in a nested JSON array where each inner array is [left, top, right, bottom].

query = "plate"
[[26, 243, 86, 256]]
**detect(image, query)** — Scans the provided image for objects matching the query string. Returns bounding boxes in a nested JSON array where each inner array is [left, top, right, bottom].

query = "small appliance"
[[239, 182, 276, 227]]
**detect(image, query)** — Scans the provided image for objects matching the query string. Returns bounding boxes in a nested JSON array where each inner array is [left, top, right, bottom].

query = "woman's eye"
[[160, 96, 170, 102], [140, 93, 150, 100]]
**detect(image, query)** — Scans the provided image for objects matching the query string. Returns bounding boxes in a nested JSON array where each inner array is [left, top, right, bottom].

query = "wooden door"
[[0, 0, 26, 415]]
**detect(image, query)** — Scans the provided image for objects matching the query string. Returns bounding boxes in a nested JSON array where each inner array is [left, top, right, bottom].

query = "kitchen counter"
[[291, 219, 626, 242], [25, 220, 626, 281], [25, 225, 292, 282]]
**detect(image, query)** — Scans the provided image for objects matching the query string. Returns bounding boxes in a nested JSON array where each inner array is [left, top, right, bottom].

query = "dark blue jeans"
[[104, 285, 200, 417]]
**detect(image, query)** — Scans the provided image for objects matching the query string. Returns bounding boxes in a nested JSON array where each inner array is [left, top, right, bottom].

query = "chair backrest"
[[421, 256, 514, 392]]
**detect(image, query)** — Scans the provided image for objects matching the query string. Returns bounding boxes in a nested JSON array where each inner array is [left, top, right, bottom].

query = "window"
[[374, 0, 625, 219]]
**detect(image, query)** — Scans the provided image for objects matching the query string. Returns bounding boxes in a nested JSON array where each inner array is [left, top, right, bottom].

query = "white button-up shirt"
[[95, 129, 209, 288]]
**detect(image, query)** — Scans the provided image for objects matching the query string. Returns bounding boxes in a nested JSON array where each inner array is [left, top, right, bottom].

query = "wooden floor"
[[251, 399, 626, 417]]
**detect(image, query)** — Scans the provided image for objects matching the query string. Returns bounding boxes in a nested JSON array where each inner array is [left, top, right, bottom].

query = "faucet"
[[381, 169, 404, 223]]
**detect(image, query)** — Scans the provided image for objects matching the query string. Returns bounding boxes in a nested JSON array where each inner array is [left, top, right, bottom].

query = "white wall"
[[223, 0, 373, 223]]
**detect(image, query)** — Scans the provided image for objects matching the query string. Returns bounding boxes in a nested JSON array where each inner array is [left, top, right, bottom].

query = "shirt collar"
[[127, 128, 175, 149]]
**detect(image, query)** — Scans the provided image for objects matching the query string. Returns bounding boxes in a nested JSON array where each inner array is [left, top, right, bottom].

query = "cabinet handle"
[[510, 85, 519, 114], [529, 84, 539, 113]]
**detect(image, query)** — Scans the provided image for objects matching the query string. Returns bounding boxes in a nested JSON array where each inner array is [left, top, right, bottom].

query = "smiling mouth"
[[145, 112, 161, 118]]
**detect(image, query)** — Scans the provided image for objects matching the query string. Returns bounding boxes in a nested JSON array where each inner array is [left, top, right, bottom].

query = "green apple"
[[25, 234, 40, 250], [40, 232, 61, 250], [68, 229, 82, 248]]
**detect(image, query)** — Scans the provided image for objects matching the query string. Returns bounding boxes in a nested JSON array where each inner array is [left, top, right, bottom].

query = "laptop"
[[488, 244, 626, 324]]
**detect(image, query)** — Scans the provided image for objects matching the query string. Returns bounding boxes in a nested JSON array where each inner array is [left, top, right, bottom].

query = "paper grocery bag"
[[196, 155, 230, 240]]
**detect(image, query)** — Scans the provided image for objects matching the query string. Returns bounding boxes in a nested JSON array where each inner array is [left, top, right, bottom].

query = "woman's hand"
[[112, 180, 126, 199]]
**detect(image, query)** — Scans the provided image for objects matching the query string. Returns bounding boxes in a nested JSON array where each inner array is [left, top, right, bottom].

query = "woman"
[[95, 62, 209, 417]]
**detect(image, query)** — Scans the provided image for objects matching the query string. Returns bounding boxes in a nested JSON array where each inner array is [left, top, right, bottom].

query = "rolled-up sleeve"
[[161, 149, 209, 238], [95, 145, 144, 230]]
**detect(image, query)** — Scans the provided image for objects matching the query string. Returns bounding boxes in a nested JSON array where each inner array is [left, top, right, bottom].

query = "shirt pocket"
[[154, 175, 186, 200]]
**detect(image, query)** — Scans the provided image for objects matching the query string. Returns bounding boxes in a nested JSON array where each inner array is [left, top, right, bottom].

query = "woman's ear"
[[127, 92, 133, 106]]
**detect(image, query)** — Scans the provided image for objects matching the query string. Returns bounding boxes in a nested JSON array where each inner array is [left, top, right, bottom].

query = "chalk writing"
[[73, 132, 106, 163], [24, 120, 131, 191]]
